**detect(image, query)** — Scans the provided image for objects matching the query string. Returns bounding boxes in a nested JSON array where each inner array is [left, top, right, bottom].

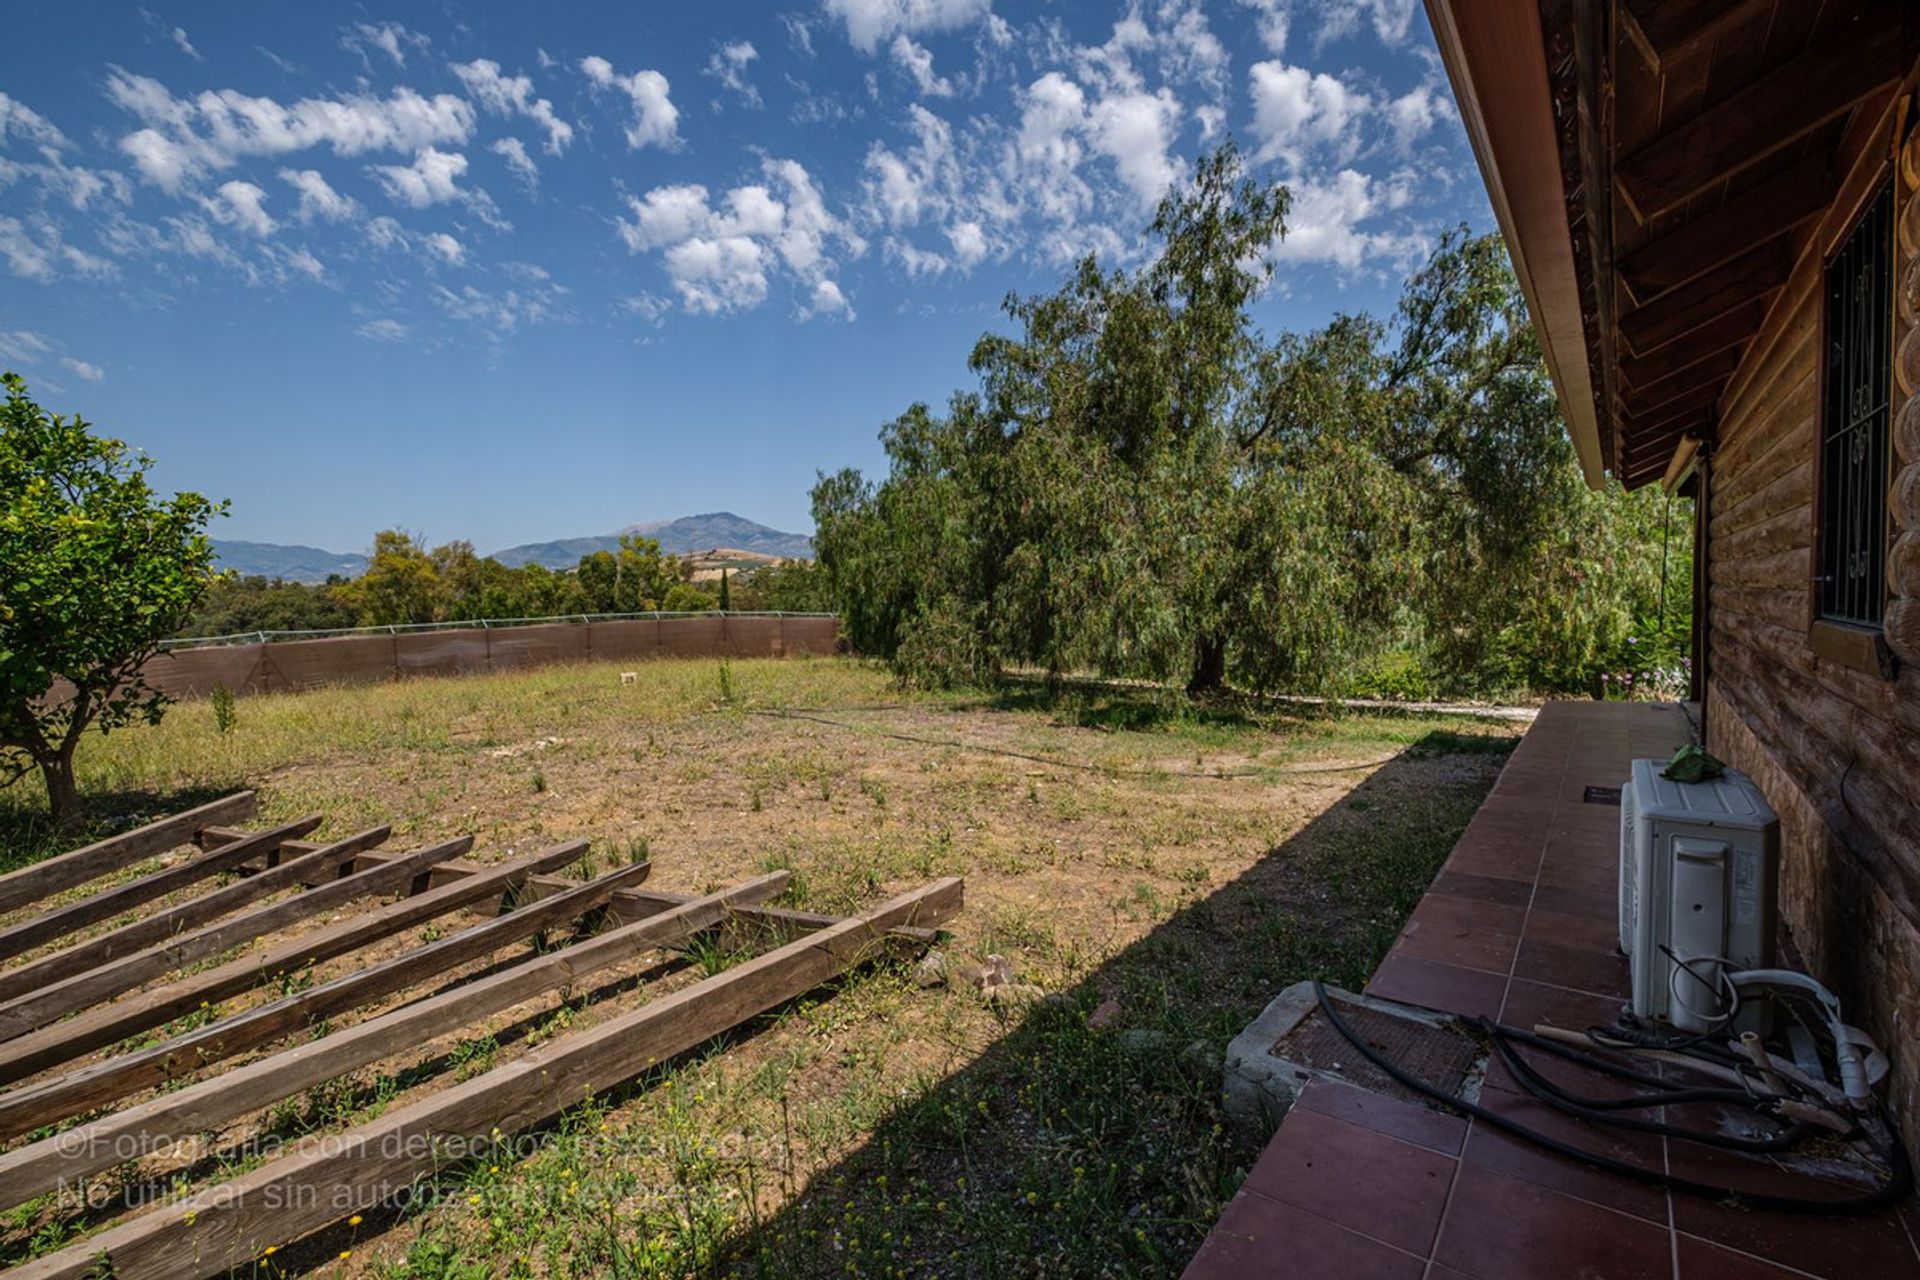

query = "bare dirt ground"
[[0, 658, 1523, 1278]]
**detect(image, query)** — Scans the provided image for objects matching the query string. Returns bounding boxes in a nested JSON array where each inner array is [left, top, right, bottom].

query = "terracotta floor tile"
[[1461, 1085, 1670, 1222], [1180, 1189, 1426, 1280], [1239, 1107, 1455, 1256], [1666, 1144, 1920, 1279], [1432, 1162, 1673, 1280], [1529, 880, 1619, 922], [1517, 905, 1623, 959], [1676, 1234, 1830, 1279], [1394, 896, 1524, 973], [1367, 954, 1509, 1019], [1429, 870, 1536, 909], [1511, 933, 1630, 998], [1293, 1078, 1469, 1157]]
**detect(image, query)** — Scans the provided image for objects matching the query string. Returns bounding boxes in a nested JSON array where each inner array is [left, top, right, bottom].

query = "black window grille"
[[1819, 182, 1893, 626]]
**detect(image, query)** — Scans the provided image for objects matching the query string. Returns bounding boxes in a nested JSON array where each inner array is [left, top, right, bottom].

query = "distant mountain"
[[491, 512, 814, 569], [211, 514, 813, 581], [212, 540, 367, 583]]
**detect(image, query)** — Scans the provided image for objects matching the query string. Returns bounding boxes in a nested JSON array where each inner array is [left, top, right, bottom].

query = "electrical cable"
[[1311, 981, 1913, 1214]]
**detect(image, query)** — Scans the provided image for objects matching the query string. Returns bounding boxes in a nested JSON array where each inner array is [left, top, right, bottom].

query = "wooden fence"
[[138, 614, 842, 700]]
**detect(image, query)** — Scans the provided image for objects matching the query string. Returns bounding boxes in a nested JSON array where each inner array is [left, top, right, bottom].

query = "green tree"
[[717, 569, 731, 611], [332, 531, 441, 626], [0, 374, 223, 829]]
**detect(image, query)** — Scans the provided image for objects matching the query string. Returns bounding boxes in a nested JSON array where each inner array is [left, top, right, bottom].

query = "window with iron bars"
[[1819, 181, 1893, 627]]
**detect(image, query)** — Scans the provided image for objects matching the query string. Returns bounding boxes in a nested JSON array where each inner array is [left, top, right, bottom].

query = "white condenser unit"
[[1618, 758, 1779, 1033]]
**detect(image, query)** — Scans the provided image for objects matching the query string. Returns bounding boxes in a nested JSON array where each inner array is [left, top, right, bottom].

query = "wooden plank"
[[0, 817, 357, 1010], [1617, 346, 1743, 415], [1617, 305, 1761, 389], [0, 870, 796, 1211], [0, 857, 645, 1140], [0, 828, 431, 1043], [0, 793, 257, 917], [1615, 19, 1911, 219], [1619, 239, 1794, 356], [197, 827, 939, 945], [0, 840, 599, 1097], [1618, 155, 1835, 301], [11, 876, 961, 1279], [0, 815, 332, 963], [1620, 0, 1771, 74]]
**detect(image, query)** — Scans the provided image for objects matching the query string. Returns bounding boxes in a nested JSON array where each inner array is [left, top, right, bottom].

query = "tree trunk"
[[40, 751, 82, 835], [1187, 634, 1226, 696]]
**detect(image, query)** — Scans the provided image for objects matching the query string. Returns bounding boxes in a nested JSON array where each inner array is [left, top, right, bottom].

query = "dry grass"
[[0, 657, 1524, 1277]]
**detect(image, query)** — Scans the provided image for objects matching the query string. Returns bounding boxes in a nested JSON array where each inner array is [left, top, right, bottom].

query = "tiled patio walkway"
[[1183, 701, 1920, 1280]]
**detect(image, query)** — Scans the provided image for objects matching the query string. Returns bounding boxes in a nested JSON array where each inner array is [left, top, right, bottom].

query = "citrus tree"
[[0, 373, 222, 830]]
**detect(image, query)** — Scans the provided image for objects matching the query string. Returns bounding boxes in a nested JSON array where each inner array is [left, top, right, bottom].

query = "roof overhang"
[[1425, 0, 1606, 489]]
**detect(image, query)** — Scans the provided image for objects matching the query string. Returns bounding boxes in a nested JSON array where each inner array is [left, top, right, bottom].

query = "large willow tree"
[[815, 145, 1685, 697]]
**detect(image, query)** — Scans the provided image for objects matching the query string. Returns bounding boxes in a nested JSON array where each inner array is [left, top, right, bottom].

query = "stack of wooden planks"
[[0, 791, 961, 1278]]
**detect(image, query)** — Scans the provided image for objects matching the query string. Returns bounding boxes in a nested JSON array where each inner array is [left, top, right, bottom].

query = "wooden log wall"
[[1704, 81, 1920, 1157], [1890, 128, 1920, 660]]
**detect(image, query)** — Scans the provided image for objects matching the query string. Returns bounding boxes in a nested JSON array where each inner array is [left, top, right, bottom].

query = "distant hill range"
[[210, 540, 368, 583], [491, 512, 815, 569], [212, 513, 814, 583]]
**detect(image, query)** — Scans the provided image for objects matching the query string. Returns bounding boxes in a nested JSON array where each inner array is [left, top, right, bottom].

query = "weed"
[[210, 683, 237, 736]]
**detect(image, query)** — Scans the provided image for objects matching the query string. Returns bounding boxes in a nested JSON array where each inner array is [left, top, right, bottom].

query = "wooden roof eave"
[[1426, 0, 1608, 490]]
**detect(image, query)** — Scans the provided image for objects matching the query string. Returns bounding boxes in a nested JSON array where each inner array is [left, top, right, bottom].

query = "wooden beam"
[[0, 871, 793, 1210], [1618, 155, 1835, 302], [0, 815, 331, 963], [198, 827, 939, 946], [1619, 382, 1722, 433], [0, 840, 598, 1095], [0, 793, 256, 917], [1617, 347, 1744, 416], [1615, 19, 1911, 220], [1616, 303, 1763, 388], [0, 829, 443, 1043], [0, 858, 644, 1141], [1620, 0, 1770, 74], [10, 876, 962, 1280], [1619, 240, 1792, 356], [0, 818, 354, 1009]]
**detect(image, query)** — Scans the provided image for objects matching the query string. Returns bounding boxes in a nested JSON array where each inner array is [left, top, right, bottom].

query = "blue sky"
[[0, 0, 1491, 553]]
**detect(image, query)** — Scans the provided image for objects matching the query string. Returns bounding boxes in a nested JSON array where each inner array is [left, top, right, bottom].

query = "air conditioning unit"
[[1618, 758, 1779, 1033]]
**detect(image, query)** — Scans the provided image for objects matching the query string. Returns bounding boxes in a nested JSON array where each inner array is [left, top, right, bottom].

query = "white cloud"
[[0, 330, 52, 361], [341, 21, 428, 71], [0, 92, 71, 150], [1387, 84, 1449, 149], [370, 147, 467, 207], [704, 41, 762, 108], [60, 355, 106, 381], [355, 317, 410, 342], [1237, 0, 1290, 54], [801, 277, 852, 319], [617, 157, 857, 317], [430, 280, 564, 334], [424, 231, 464, 265], [105, 69, 475, 194], [822, 0, 992, 55], [450, 59, 573, 154], [491, 137, 538, 189], [890, 36, 954, 97], [1268, 168, 1425, 269], [1087, 89, 1181, 206], [169, 26, 201, 61], [0, 216, 117, 282], [279, 168, 358, 222], [579, 56, 680, 150], [203, 179, 276, 236], [1248, 60, 1369, 170], [864, 103, 959, 228], [1309, 0, 1417, 48]]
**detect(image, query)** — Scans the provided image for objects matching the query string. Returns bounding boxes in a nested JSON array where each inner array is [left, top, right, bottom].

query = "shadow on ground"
[[710, 727, 1511, 1278]]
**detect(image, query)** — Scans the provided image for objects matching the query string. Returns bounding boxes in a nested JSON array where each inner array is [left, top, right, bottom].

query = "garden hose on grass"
[[1310, 980, 1913, 1215]]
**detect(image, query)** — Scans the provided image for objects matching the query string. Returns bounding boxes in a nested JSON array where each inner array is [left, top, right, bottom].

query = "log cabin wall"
[[1703, 67, 1920, 1150]]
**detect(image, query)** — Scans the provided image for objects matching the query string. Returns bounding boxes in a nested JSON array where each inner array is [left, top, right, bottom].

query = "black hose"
[[1311, 981, 1912, 1215]]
